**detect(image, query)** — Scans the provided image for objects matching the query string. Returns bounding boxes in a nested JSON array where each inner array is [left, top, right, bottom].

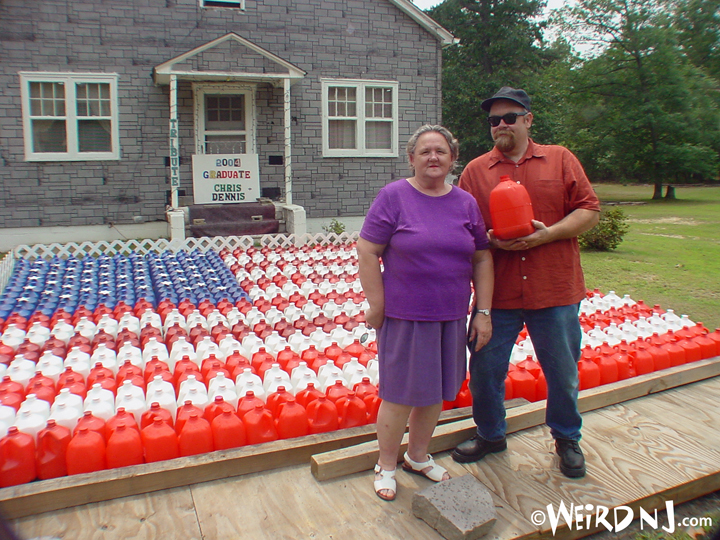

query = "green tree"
[[557, 0, 720, 197], [674, 0, 720, 79], [427, 0, 563, 164]]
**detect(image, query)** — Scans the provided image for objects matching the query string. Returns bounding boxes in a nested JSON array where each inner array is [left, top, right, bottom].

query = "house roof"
[[152, 33, 307, 86], [389, 0, 457, 46]]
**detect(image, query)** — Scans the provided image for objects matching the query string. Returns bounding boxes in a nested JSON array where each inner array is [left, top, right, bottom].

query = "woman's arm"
[[469, 249, 494, 351], [357, 237, 387, 330]]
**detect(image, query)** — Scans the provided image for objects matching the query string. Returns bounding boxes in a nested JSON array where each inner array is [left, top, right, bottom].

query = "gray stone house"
[[0, 0, 454, 246]]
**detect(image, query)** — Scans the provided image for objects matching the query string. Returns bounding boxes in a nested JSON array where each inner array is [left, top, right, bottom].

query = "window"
[[19, 73, 120, 161], [194, 84, 255, 155], [202, 0, 245, 9], [321, 79, 399, 157]]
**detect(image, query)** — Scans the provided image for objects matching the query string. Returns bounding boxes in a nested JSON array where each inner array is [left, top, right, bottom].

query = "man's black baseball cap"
[[481, 86, 531, 112]]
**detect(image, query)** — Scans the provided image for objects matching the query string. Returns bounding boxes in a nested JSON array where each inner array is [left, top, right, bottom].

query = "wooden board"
[[8, 376, 720, 540], [310, 357, 720, 481]]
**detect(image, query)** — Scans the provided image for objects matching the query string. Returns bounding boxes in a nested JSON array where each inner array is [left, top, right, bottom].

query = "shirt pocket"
[[530, 179, 566, 225]]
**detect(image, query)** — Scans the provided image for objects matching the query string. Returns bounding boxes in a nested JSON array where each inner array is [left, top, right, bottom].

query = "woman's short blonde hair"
[[406, 124, 459, 170]]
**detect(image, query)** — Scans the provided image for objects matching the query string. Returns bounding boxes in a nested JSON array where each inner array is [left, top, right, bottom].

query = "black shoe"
[[451, 435, 507, 463], [555, 438, 586, 478]]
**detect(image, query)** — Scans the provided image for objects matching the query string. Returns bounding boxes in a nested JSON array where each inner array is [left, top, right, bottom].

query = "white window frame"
[[19, 72, 120, 162], [193, 83, 256, 155], [321, 78, 399, 158], [201, 0, 246, 9]]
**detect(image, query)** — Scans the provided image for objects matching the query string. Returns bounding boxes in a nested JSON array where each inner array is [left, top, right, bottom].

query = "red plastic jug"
[[629, 341, 655, 376], [664, 334, 687, 367], [508, 366, 537, 401], [74, 411, 108, 442], [307, 396, 340, 434], [594, 351, 619, 385], [275, 397, 309, 439], [535, 370, 548, 401], [363, 394, 381, 424], [141, 417, 180, 463], [204, 395, 235, 424], [489, 175, 535, 240], [178, 413, 213, 456], [107, 407, 141, 437], [67, 427, 106, 475], [36, 419, 71, 480], [325, 381, 351, 403], [266, 386, 294, 418], [176, 400, 203, 435], [211, 410, 246, 450], [646, 335, 671, 371], [106, 423, 144, 468], [244, 403, 279, 445], [236, 391, 265, 421], [577, 357, 600, 390], [142, 402, 174, 430], [0, 426, 37, 486], [295, 382, 324, 409], [337, 391, 368, 429]]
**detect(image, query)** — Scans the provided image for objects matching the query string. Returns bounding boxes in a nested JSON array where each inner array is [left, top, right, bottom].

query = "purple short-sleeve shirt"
[[360, 179, 489, 321]]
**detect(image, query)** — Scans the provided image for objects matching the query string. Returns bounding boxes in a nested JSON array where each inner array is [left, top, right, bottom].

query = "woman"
[[358, 125, 494, 501]]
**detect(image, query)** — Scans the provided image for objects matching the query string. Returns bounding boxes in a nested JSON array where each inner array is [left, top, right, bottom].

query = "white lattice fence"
[[0, 252, 16, 296], [10, 232, 361, 262]]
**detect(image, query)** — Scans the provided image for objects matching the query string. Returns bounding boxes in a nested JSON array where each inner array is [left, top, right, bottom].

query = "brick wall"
[[0, 0, 444, 228]]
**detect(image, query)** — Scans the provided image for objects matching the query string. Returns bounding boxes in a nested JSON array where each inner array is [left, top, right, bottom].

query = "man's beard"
[[494, 131, 516, 153]]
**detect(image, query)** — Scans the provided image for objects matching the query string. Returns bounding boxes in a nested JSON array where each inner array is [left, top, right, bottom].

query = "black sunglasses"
[[487, 112, 529, 127]]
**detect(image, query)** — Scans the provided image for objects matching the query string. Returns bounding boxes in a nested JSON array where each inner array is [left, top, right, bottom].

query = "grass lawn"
[[582, 184, 720, 331]]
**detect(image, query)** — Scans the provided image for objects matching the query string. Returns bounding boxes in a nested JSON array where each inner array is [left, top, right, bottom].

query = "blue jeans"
[[468, 303, 583, 442]]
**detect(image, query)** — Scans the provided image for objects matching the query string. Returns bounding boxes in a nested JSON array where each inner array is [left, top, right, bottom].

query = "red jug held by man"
[[489, 175, 535, 240]]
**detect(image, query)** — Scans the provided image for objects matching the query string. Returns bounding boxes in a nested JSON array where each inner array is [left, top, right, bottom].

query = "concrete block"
[[412, 474, 496, 540]]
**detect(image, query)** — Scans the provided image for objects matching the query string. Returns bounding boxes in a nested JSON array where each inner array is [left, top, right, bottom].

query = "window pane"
[[329, 119, 356, 149], [366, 121, 391, 150], [78, 120, 111, 152], [31, 119, 67, 152], [365, 87, 392, 118], [205, 135, 246, 154], [30, 82, 65, 117], [206, 94, 245, 131], [76, 83, 110, 118], [328, 87, 356, 118]]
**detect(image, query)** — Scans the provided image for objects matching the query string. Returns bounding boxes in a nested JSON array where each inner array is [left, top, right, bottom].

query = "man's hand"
[[488, 220, 552, 250]]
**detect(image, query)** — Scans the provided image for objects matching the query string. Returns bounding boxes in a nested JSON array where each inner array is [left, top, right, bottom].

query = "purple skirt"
[[377, 317, 468, 407]]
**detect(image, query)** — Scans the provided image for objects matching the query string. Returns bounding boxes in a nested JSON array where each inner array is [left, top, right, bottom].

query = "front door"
[[194, 83, 255, 155]]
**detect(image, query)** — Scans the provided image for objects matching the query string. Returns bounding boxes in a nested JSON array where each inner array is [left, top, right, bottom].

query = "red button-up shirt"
[[459, 140, 601, 310]]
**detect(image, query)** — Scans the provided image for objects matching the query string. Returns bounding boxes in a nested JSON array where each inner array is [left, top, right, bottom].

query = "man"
[[452, 86, 600, 478]]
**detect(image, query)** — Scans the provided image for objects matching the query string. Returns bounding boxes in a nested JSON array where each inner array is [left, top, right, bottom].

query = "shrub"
[[579, 207, 629, 251], [322, 218, 346, 235]]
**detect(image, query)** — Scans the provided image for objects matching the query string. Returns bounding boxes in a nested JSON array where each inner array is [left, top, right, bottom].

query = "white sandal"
[[373, 464, 397, 501], [402, 452, 450, 482]]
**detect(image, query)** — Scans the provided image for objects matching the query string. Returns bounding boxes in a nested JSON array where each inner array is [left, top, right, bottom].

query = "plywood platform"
[[9, 370, 720, 540]]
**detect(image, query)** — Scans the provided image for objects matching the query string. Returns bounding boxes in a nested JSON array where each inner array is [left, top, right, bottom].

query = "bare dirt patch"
[[629, 217, 699, 225]]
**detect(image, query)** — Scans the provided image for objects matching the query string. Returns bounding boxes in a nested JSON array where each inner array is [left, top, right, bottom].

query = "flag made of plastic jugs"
[[142, 417, 180, 463], [489, 175, 535, 240], [36, 419, 71, 480], [106, 423, 144, 469], [0, 426, 36, 487], [211, 410, 246, 450], [67, 427, 106, 475]]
